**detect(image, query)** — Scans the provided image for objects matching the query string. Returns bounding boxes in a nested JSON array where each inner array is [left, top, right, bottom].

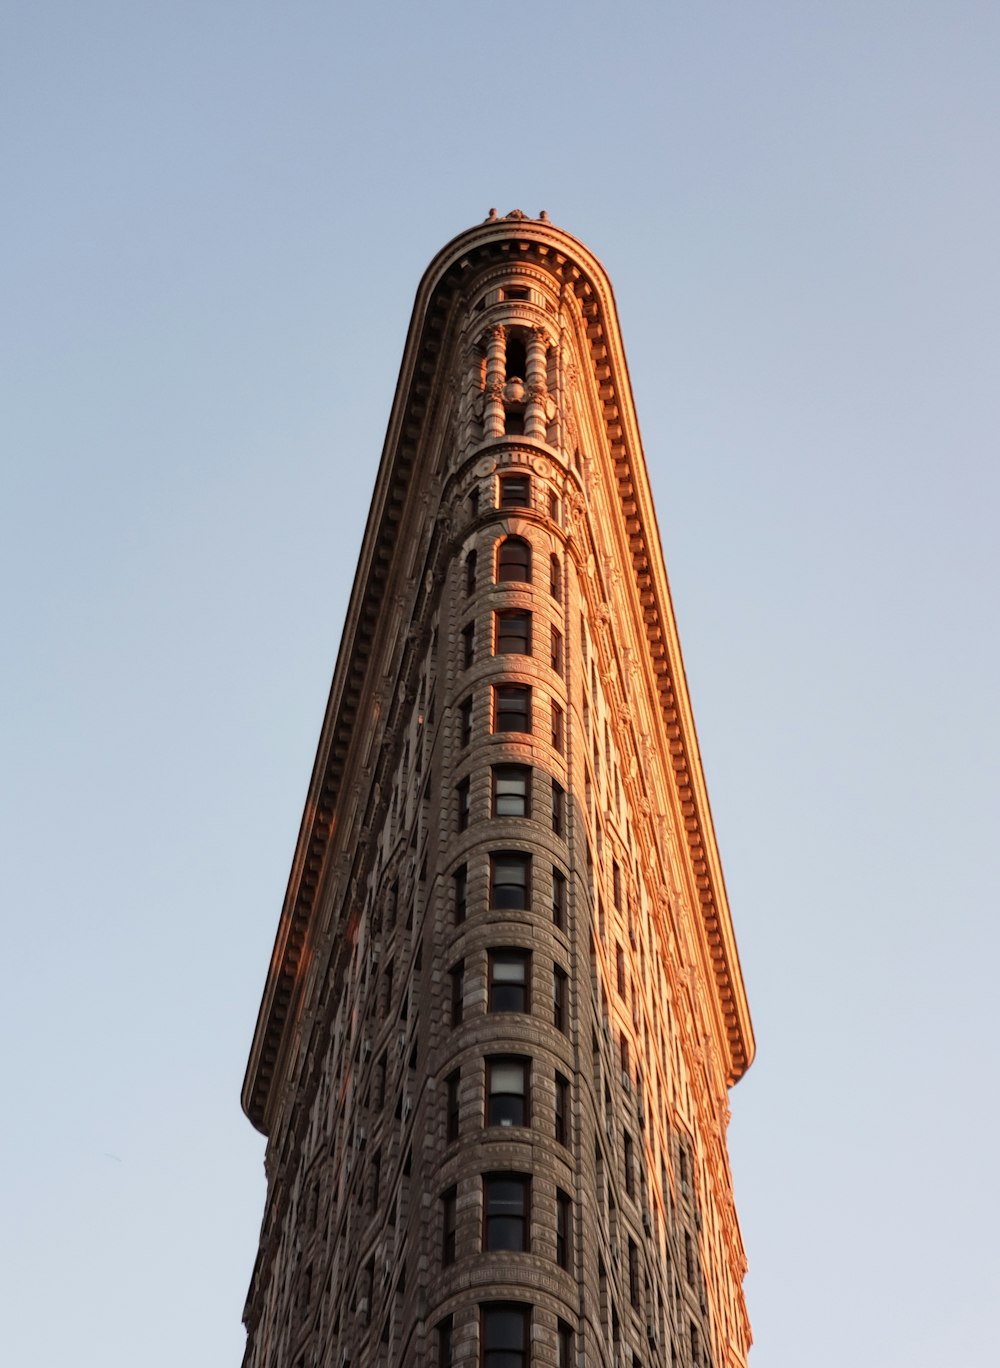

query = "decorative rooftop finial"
[[539, 209, 549, 221], [486, 208, 497, 220]]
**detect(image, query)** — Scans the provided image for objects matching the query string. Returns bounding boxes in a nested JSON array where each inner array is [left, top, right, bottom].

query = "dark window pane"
[[555, 1074, 569, 1146], [488, 949, 530, 1013], [495, 610, 532, 656], [494, 684, 531, 734], [484, 1177, 529, 1252], [446, 1071, 460, 1143], [497, 537, 531, 583], [499, 475, 531, 509], [490, 853, 530, 909], [493, 765, 530, 817], [482, 1304, 529, 1368], [552, 869, 566, 928], [487, 1058, 528, 1127]]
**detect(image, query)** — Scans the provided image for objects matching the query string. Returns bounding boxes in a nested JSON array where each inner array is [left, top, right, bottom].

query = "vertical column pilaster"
[[524, 326, 549, 440], [483, 325, 507, 438]]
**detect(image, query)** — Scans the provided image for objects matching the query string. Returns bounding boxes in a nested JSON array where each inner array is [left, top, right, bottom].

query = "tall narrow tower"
[[241, 212, 754, 1368]]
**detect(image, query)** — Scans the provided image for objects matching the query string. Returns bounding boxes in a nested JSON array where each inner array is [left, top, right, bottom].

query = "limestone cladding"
[[240, 213, 755, 1368]]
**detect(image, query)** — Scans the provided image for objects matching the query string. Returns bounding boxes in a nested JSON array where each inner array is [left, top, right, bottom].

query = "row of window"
[[448, 950, 568, 1030], [437, 1305, 574, 1368], [458, 686, 564, 749], [452, 858, 566, 927], [436, 1303, 691, 1368], [445, 1058, 570, 1140], [440, 1177, 572, 1267], [460, 611, 562, 671], [456, 767, 565, 835]]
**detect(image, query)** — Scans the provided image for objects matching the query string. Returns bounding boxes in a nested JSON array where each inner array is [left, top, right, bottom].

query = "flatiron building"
[[241, 211, 755, 1368]]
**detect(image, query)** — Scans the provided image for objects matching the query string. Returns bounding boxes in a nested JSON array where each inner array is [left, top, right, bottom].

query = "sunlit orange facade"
[[241, 212, 754, 1368]]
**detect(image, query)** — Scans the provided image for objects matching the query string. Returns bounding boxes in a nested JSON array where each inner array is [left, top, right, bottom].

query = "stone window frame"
[[496, 535, 532, 585], [492, 764, 532, 818], [485, 1055, 530, 1129], [483, 1173, 531, 1252], [493, 683, 532, 735], [481, 1303, 530, 1368], [487, 946, 531, 1014], [494, 608, 532, 657]]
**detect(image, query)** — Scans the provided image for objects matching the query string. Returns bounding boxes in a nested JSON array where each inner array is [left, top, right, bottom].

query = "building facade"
[[241, 211, 755, 1368]]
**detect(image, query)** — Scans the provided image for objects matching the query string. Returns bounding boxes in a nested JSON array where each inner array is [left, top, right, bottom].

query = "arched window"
[[497, 536, 531, 584]]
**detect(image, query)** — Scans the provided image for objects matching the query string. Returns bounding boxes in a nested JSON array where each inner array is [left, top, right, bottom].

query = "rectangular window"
[[551, 700, 564, 752], [486, 1056, 529, 1127], [628, 1237, 640, 1307], [446, 1071, 461, 1143], [494, 609, 532, 656], [450, 961, 464, 1026], [553, 965, 568, 1033], [488, 948, 531, 1013], [442, 1186, 457, 1265], [457, 777, 471, 832], [490, 852, 531, 909], [459, 696, 473, 748], [556, 1189, 572, 1270], [616, 943, 626, 997], [481, 1304, 529, 1368], [624, 1130, 635, 1198], [494, 683, 531, 734], [466, 549, 477, 595], [484, 1173, 530, 1251], [493, 764, 531, 817], [613, 860, 622, 910], [552, 868, 566, 928], [499, 473, 531, 509], [550, 625, 563, 674], [437, 1314, 454, 1368], [454, 864, 467, 924], [557, 1321, 573, 1368], [555, 1073, 569, 1146], [462, 621, 476, 669], [551, 780, 564, 836], [550, 553, 561, 599]]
